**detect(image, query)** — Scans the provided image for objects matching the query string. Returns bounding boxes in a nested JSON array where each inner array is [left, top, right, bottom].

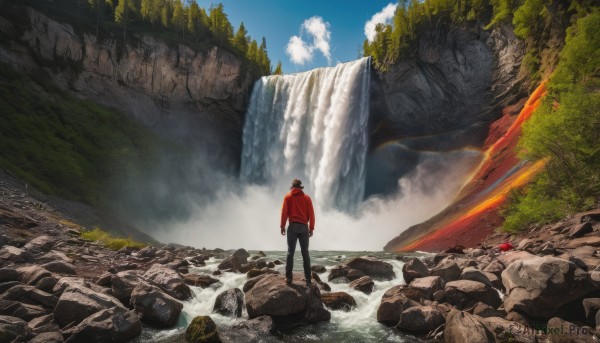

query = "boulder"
[[95, 272, 113, 287], [246, 268, 278, 279], [327, 265, 348, 281], [478, 316, 536, 343], [272, 259, 283, 265], [53, 277, 89, 296], [402, 258, 429, 284], [320, 292, 357, 311], [130, 282, 182, 328], [396, 305, 445, 333], [29, 332, 64, 343], [482, 259, 505, 277], [582, 298, 600, 325], [213, 288, 244, 318], [63, 307, 141, 343], [409, 276, 444, 299], [184, 273, 220, 288], [430, 258, 461, 282], [0, 268, 19, 282], [41, 261, 76, 275], [37, 251, 72, 264], [443, 309, 493, 343], [472, 302, 505, 318], [445, 280, 502, 309], [242, 274, 270, 293], [311, 265, 326, 273], [27, 314, 60, 335], [346, 269, 365, 281], [0, 299, 46, 321], [143, 263, 192, 300], [137, 246, 156, 258], [0, 284, 57, 310], [345, 256, 395, 280], [567, 222, 593, 239], [330, 276, 350, 284], [460, 267, 494, 288], [186, 316, 221, 343], [467, 249, 485, 258], [546, 317, 597, 343], [497, 251, 535, 266], [233, 249, 250, 264], [218, 256, 242, 271], [376, 285, 419, 325], [0, 315, 31, 342], [566, 236, 600, 249], [244, 274, 330, 324], [253, 259, 267, 269], [0, 246, 33, 263], [111, 270, 145, 303], [501, 256, 595, 318], [35, 276, 58, 293], [224, 316, 274, 343], [349, 276, 374, 295], [23, 236, 56, 253], [54, 286, 124, 327]]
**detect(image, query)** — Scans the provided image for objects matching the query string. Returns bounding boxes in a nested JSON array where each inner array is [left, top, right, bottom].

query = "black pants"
[[285, 222, 311, 282]]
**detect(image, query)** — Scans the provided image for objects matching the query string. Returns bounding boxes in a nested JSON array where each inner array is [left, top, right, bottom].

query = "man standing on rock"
[[280, 179, 315, 286]]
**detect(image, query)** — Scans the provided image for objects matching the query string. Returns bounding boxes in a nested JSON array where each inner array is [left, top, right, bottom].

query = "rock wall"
[[372, 22, 525, 152], [366, 22, 526, 197], [0, 7, 255, 158]]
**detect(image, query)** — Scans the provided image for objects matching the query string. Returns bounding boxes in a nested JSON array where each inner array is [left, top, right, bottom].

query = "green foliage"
[[0, 63, 159, 208], [502, 174, 566, 232], [485, 0, 518, 28], [20, 0, 272, 77], [232, 22, 249, 54], [502, 10, 600, 231], [363, 0, 493, 70], [512, 0, 550, 39], [274, 61, 283, 75], [81, 227, 146, 250]]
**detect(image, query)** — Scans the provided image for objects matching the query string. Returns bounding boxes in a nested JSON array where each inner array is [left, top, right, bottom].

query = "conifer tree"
[[274, 61, 283, 75], [233, 22, 249, 53], [115, 0, 135, 44]]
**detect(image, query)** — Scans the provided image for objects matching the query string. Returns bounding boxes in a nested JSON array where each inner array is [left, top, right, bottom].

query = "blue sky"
[[201, 1, 398, 73]]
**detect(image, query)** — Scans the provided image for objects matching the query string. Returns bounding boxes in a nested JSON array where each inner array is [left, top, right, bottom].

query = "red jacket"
[[280, 188, 315, 231]]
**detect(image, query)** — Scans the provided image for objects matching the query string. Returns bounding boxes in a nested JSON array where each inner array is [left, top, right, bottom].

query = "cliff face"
[[372, 23, 525, 150], [366, 22, 526, 197], [0, 7, 254, 157]]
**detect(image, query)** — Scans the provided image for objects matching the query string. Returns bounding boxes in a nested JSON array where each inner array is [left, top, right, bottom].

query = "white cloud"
[[286, 36, 312, 65], [364, 3, 397, 42], [285, 16, 332, 66], [303, 16, 331, 63]]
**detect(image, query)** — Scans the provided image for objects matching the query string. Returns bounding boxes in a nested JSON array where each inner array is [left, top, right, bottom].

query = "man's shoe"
[[286, 278, 292, 285]]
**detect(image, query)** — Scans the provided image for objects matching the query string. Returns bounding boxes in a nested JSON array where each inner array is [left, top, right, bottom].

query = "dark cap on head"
[[291, 179, 304, 189]]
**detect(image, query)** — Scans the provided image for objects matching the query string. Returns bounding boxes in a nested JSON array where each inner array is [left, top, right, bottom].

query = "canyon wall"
[[0, 7, 255, 162]]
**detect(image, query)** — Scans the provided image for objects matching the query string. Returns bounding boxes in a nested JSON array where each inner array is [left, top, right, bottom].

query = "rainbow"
[[387, 82, 548, 252]]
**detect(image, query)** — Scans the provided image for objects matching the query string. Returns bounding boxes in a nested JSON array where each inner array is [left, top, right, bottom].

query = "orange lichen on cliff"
[[392, 82, 548, 252]]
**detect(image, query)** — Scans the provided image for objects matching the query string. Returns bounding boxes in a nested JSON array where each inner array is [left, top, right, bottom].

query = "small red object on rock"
[[499, 242, 513, 252]]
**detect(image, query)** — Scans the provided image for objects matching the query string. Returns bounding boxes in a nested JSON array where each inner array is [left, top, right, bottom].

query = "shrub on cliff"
[[503, 10, 600, 231], [0, 63, 159, 209]]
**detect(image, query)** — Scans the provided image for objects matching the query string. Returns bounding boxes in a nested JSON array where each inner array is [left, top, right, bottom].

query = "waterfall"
[[241, 57, 371, 212]]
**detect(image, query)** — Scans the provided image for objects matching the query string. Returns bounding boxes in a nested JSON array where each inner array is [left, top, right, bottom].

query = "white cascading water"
[[241, 57, 371, 211]]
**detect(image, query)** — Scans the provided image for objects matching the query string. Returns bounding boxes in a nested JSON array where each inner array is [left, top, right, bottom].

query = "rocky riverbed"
[[1, 167, 600, 342]]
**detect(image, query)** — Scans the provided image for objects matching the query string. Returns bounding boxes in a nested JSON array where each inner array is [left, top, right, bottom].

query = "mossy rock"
[[185, 316, 221, 343]]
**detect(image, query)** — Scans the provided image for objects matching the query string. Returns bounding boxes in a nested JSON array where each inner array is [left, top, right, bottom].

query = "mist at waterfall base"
[[150, 58, 482, 251], [153, 152, 478, 250]]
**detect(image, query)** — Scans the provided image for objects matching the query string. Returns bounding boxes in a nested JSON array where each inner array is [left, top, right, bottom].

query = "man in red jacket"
[[280, 179, 315, 286]]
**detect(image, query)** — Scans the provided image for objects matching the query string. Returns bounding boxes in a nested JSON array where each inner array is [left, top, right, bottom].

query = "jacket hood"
[[290, 188, 304, 196]]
